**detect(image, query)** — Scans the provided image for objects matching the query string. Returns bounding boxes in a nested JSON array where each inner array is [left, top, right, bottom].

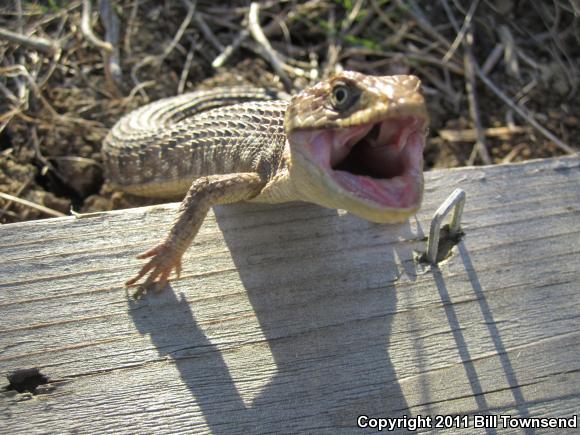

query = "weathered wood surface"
[[1, 156, 579, 434]]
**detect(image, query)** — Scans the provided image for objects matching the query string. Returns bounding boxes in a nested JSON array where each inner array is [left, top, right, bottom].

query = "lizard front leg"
[[126, 172, 265, 292]]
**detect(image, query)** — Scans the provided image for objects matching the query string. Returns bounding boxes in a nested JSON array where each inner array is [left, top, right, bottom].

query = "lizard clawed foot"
[[125, 241, 183, 295]]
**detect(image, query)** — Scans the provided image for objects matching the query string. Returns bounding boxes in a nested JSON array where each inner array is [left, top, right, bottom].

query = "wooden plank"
[[1, 156, 579, 434]]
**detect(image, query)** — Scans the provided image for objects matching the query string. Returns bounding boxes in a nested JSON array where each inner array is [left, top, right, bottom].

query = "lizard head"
[[285, 70, 429, 223]]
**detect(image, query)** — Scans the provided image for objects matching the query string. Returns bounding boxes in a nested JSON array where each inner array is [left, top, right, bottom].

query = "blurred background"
[[0, 0, 578, 222]]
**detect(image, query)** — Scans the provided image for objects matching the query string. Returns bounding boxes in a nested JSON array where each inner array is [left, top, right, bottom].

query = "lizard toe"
[[125, 242, 183, 292]]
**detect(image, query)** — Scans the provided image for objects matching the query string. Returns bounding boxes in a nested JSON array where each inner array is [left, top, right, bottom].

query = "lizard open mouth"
[[295, 116, 427, 210]]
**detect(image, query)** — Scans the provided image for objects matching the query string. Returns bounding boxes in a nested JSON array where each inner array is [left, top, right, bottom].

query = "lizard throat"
[[291, 116, 426, 210]]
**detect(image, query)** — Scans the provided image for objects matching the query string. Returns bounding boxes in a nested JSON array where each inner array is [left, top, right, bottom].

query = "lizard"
[[102, 71, 429, 290]]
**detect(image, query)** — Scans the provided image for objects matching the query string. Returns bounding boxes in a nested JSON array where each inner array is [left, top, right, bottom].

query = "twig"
[[441, 0, 490, 164], [205, 0, 282, 15], [0, 192, 66, 218], [274, 54, 309, 78], [0, 64, 59, 119], [0, 81, 21, 106], [212, 29, 250, 68], [0, 27, 60, 55], [15, 0, 24, 33], [442, 0, 480, 63], [1, 65, 103, 128], [348, 2, 375, 37], [194, 14, 224, 52], [123, 0, 140, 55], [200, 12, 242, 32], [29, 127, 67, 185], [98, 0, 123, 95], [81, 0, 122, 94], [531, 1, 577, 96], [339, 47, 464, 75], [35, 17, 66, 88], [212, 0, 320, 69], [474, 63, 576, 154], [458, 3, 491, 164], [50, 155, 102, 167], [395, 0, 452, 49], [465, 61, 490, 164], [411, 65, 461, 106], [81, 0, 112, 52], [131, 0, 196, 96], [513, 78, 538, 104], [159, 0, 197, 61], [481, 43, 503, 75], [178, 43, 195, 94], [501, 143, 527, 164], [126, 80, 156, 101], [322, 7, 339, 78], [0, 177, 31, 219], [372, 4, 414, 50], [0, 106, 23, 134], [341, 0, 365, 31], [439, 125, 528, 142], [497, 25, 520, 79], [372, 0, 410, 42], [248, 2, 292, 91], [402, 48, 465, 75]]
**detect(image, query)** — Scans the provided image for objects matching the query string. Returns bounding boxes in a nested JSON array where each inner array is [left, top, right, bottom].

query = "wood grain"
[[1, 156, 579, 434]]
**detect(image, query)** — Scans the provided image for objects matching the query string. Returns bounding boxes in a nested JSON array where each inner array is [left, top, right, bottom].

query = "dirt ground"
[[0, 0, 578, 223]]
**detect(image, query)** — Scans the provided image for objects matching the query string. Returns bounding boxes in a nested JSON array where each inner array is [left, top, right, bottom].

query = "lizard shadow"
[[217, 202, 418, 431], [129, 201, 420, 433]]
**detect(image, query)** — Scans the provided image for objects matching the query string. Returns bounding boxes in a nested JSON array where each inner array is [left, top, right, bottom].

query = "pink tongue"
[[333, 171, 414, 207]]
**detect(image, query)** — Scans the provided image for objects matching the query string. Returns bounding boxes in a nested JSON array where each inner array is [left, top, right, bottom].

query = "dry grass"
[[0, 0, 578, 222]]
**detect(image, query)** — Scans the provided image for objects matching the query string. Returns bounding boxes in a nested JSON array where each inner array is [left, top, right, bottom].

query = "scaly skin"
[[102, 71, 429, 291]]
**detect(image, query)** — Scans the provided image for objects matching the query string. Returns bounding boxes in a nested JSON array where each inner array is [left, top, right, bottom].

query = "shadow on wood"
[[1, 156, 579, 433]]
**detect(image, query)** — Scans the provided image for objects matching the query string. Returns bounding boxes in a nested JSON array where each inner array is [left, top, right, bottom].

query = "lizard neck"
[[250, 143, 301, 204]]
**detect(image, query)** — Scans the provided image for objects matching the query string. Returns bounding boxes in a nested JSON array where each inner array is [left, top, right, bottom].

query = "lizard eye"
[[331, 83, 354, 111]]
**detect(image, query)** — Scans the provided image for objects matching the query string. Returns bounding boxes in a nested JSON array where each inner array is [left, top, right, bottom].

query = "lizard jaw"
[[290, 116, 427, 222]]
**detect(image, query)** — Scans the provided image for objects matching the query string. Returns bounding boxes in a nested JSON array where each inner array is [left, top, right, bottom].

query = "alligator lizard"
[[102, 71, 429, 290]]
